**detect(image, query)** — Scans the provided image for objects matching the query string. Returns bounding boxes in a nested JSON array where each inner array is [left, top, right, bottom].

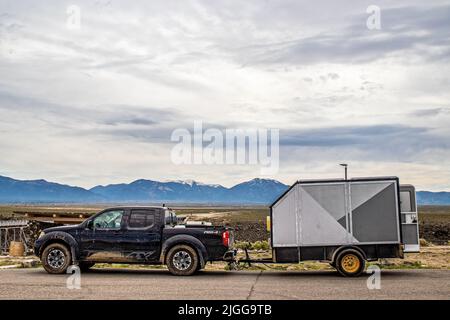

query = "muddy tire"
[[42, 243, 72, 274], [335, 249, 365, 277], [166, 244, 199, 276], [79, 262, 95, 272]]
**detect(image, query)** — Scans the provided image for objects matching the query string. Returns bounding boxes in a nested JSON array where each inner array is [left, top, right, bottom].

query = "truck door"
[[80, 209, 127, 262], [400, 185, 420, 252], [121, 209, 161, 262]]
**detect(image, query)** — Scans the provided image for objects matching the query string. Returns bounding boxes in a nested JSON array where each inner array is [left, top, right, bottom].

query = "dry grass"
[[377, 246, 450, 269]]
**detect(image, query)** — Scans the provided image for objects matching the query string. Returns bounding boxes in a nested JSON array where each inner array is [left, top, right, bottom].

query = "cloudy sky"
[[0, 0, 449, 190]]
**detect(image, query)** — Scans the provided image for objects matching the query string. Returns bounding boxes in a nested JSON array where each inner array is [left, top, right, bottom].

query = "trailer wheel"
[[335, 249, 365, 277], [166, 244, 199, 276], [42, 243, 72, 274]]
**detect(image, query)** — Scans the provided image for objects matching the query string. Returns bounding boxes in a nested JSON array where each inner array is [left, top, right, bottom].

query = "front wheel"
[[166, 245, 199, 276], [42, 243, 72, 274]]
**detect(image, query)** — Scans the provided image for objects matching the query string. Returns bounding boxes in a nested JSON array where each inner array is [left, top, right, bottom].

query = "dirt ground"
[[418, 206, 450, 244], [381, 246, 450, 269]]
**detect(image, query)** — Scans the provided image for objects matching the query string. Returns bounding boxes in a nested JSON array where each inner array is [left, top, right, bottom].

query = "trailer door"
[[400, 185, 420, 252], [349, 180, 401, 244]]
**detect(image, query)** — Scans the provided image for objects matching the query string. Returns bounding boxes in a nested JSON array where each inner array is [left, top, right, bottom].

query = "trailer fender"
[[160, 235, 207, 267], [38, 231, 80, 264], [331, 245, 367, 264]]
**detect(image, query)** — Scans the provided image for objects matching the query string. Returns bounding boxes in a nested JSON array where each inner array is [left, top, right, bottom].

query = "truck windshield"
[[165, 210, 178, 225]]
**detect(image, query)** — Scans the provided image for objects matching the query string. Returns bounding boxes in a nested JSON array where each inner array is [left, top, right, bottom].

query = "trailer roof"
[[270, 176, 399, 208], [298, 176, 398, 183]]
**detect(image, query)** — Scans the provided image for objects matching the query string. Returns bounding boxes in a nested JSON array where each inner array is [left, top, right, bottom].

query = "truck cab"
[[34, 206, 234, 276]]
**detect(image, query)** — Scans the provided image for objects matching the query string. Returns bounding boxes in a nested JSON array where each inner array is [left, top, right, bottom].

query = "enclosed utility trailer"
[[269, 177, 419, 276]]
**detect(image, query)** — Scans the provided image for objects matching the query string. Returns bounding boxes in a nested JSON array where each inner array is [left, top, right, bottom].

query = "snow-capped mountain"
[[89, 178, 280, 203], [90, 179, 230, 202]]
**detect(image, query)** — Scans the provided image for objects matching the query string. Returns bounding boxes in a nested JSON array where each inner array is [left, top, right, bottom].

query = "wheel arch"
[[160, 235, 207, 267], [39, 232, 80, 264], [331, 245, 367, 264]]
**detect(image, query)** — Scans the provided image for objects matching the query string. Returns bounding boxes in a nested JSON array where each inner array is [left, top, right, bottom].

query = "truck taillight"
[[222, 230, 230, 247]]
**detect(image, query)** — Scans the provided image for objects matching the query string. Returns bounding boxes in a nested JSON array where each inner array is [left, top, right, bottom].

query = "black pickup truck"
[[34, 206, 235, 276]]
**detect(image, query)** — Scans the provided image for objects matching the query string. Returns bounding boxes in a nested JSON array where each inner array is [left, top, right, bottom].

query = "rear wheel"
[[335, 249, 365, 277], [166, 245, 199, 276], [42, 243, 72, 274]]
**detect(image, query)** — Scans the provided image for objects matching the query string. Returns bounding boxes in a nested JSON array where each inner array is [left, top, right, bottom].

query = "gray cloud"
[[280, 124, 450, 158], [0, 89, 180, 131], [410, 107, 450, 117], [237, 4, 450, 65], [103, 118, 156, 126]]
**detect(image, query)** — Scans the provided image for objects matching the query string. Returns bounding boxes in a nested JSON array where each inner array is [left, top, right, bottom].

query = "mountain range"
[[0, 175, 449, 205], [0, 175, 288, 204]]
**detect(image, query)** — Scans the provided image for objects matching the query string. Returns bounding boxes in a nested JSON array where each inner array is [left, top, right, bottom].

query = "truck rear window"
[[165, 210, 178, 225], [129, 210, 155, 229]]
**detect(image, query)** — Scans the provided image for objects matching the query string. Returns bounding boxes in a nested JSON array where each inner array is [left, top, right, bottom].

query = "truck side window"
[[93, 210, 124, 230], [129, 210, 155, 229]]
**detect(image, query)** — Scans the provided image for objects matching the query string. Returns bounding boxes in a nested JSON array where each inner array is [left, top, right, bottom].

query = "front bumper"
[[33, 243, 40, 257], [34, 238, 44, 257]]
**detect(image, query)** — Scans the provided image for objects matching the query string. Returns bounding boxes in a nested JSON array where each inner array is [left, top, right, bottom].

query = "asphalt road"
[[0, 268, 448, 300]]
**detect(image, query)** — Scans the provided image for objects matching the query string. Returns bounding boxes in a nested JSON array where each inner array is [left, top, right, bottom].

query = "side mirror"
[[86, 220, 94, 229]]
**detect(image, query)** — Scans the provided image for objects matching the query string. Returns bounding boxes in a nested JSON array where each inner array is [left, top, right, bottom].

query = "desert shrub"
[[234, 241, 252, 250], [419, 238, 431, 247], [234, 240, 270, 250], [252, 240, 270, 250]]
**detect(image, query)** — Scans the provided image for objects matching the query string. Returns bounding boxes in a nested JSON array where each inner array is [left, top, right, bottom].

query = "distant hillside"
[[227, 178, 288, 203], [417, 191, 450, 205], [1, 174, 449, 205], [0, 175, 289, 204], [0, 175, 103, 203]]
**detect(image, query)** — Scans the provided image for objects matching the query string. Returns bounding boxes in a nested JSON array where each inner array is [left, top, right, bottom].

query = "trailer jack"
[[237, 248, 274, 267]]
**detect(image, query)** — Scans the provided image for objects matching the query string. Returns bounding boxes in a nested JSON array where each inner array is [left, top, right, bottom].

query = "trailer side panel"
[[299, 183, 353, 246], [271, 177, 404, 263]]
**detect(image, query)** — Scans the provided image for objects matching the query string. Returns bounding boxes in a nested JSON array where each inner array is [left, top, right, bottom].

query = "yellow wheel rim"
[[341, 254, 361, 273]]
